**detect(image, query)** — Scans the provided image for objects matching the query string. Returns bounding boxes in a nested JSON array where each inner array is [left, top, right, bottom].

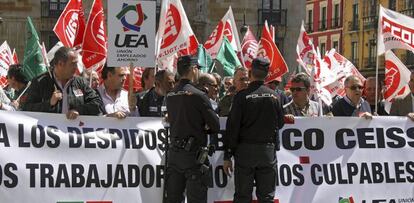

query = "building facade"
[[342, 0, 414, 76]]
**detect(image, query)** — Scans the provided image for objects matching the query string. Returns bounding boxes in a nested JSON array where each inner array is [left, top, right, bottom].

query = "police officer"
[[223, 57, 285, 203], [165, 55, 220, 203]]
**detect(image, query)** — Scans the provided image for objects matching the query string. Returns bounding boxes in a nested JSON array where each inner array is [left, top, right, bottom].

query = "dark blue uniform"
[[225, 79, 284, 203], [165, 79, 220, 203], [138, 87, 167, 117]]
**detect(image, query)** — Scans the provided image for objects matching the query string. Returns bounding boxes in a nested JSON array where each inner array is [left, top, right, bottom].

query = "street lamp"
[[240, 11, 248, 36]]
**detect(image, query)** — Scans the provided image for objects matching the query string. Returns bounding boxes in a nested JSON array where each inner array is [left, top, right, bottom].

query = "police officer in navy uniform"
[[165, 55, 220, 203], [223, 57, 285, 203]]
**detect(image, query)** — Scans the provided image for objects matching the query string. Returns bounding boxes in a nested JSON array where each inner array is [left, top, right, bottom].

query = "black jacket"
[[22, 72, 103, 115], [166, 79, 220, 148], [139, 87, 166, 117], [225, 81, 285, 159]]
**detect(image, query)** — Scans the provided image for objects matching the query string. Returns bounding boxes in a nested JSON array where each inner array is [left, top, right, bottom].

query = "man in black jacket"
[[22, 47, 103, 119], [224, 57, 285, 203], [165, 55, 220, 203]]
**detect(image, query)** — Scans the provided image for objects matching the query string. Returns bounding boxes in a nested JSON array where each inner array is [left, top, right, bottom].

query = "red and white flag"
[[241, 26, 258, 69], [123, 67, 145, 93], [257, 20, 288, 83], [384, 50, 411, 102], [296, 21, 315, 75], [156, 0, 195, 61], [323, 49, 365, 97], [12, 49, 18, 64], [378, 5, 414, 55], [53, 0, 85, 48], [0, 41, 13, 88], [82, 0, 107, 72], [204, 6, 241, 58]]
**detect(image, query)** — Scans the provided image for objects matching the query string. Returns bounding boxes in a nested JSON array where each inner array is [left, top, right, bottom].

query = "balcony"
[[258, 8, 287, 26], [41, 1, 67, 18], [400, 9, 414, 18], [306, 22, 313, 33], [362, 16, 378, 30], [331, 17, 341, 28], [319, 20, 327, 31], [348, 21, 359, 31], [401, 52, 414, 68]]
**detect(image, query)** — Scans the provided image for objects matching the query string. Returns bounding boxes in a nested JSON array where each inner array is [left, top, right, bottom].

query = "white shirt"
[[97, 85, 139, 117], [55, 74, 74, 114]]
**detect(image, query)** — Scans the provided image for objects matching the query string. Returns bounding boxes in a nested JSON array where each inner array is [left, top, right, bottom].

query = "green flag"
[[22, 17, 47, 81], [197, 44, 214, 73], [216, 36, 241, 77]]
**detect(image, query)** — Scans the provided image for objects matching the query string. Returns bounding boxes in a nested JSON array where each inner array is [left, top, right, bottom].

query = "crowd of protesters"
[[0, 46, 413, 121]]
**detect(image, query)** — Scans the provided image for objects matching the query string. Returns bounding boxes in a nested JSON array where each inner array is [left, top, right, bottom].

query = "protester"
[[332, 75, 372, 118], [198, 73, 220, 112], [224, 57, 284, 203], [98, 65, 138, 119], [81, 69, 100, 90], [22, 46, 103, 119], [139, 69, 175, 117], [165, 55, 220, 203], [218, 67, 249, 116], [390, 72, 414, 120], [284, 73, 329, 121], [6, 64, 29, 109], [266, 77, 290, 106], [363, 77, 388, 115]]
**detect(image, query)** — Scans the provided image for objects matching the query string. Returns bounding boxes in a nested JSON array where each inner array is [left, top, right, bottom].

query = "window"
[[321, 6, 327, 30], [389, 0, 396, 10], [405, 0, 414, 9], [368, 39, 377, 67], [307, 9, 313, 32], [351, 41, 358, 64], [320, 42, 326, 56], [333, 41, 339, 51], [333, 4, 340, 28], [41, 0, 68, 17], [351, 4, 359, 30]]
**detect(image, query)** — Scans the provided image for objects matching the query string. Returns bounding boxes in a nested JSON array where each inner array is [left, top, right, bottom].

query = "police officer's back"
[[224, 57, 284, 203], [165, 55, 220, 203]]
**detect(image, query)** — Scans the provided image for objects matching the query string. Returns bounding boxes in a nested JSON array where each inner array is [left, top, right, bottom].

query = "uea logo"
[[339, 196, 355, 203], [116, 3, 147, 32], [115, 3, 149, 48]]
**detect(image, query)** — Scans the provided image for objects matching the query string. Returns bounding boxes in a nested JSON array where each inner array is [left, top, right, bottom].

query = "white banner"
[[0, 111, 414, 203], [378, 5, 414, 55], [107, 1, 156, 67]]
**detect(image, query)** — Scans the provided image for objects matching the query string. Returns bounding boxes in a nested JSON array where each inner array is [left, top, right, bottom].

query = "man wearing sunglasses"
[[284, 73, 327, 119], [332, 75, 372, 118]]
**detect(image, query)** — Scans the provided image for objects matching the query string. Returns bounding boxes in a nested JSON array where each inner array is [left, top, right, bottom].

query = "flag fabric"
[[22, 17, 47, 81], [297, 21, 315, 75], [216, 36, 241, 77], [82, 0, 107, 72], [156, 0, 195, 61], [12, 49, 18, 64], [323, 49, 365, 97], [53, 0, 86, 48], [204, 6, 241, 58], [0, 41, 13, 88], [123, 67, 144, 93], [377, 5, 414, 55], [384, 50, 411, 102], [197, 44, 214, 73], [179, 35, 199, 56], [257, 20, 288, 83], [241, 26, 258, 69]]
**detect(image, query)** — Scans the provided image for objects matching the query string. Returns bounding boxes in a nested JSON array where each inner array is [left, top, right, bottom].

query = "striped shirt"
[[283, 99, 321, 117]]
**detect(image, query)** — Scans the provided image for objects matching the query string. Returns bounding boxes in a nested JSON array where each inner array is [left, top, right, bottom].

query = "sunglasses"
[[348, 85, 364, 91], [290, 87, 307, 92]]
